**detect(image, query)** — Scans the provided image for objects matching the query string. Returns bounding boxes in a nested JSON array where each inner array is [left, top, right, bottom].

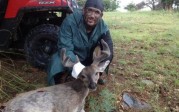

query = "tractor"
[[0, 0, 78, 69]]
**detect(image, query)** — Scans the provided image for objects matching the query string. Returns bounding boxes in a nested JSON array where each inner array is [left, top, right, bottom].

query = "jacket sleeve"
[[57, 15, 77, 62], [100, 30, 114, 62]]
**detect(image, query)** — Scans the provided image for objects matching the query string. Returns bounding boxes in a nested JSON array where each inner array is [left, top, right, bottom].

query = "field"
[[0, 11, 179, 112]]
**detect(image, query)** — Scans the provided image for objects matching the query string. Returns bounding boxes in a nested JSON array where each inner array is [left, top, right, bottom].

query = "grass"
[[0, 51, 46, 102], [0, 11, 179, 111], [87, 89, 116, 112], [100, 11, 179, 112]]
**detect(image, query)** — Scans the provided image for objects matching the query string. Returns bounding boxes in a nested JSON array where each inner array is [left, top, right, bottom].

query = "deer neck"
[[70, 79, 89, 93]]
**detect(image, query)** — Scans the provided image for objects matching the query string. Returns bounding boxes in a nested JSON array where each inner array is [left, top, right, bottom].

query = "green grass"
[[87, 89, 116, 112], [87, 11, 179, 111]]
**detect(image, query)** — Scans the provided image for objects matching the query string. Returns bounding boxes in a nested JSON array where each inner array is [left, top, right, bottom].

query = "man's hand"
[[71, 62, 85, 79]]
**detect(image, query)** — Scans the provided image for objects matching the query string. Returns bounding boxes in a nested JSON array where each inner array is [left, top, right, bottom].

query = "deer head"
[[60, 39, 110, 90]]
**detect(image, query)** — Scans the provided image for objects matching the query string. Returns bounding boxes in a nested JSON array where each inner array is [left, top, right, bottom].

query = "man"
[[47, 0, 113, 85]]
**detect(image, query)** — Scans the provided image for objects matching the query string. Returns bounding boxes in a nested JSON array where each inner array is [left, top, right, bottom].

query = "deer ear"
[[60, 48, 79, 67], [97, 60, 110, 72]]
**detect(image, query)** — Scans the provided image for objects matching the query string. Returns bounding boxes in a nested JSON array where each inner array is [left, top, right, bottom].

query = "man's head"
[[84, 0, 104, 12], [83, 0, 104, 28]]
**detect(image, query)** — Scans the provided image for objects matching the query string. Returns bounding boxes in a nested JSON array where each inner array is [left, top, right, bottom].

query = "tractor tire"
[[24, 24, 59, 69]]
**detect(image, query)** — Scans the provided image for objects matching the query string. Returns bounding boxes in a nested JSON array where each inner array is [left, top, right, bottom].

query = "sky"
[[117, 0, 152, 12], [119, 0, 144, 8]]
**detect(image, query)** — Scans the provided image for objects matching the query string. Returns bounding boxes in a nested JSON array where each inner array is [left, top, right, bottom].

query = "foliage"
[[161, 0, 174, 4], [103, 0, 111, 11], [144, 0, 160, 10], [77, 0, 86, 8], [103, 0, 119, 11], [174, 0, 179, 6], [161, 0, 174, 10], [125, 3, 137, 11], [131, 0, 179, 11]]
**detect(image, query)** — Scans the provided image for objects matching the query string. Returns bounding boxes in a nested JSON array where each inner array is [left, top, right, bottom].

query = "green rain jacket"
[[47, 9, 111, 85]]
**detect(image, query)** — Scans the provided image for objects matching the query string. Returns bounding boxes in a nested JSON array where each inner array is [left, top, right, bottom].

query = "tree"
[[136, 1, 146, 10], [142, 0, 177, 10], [125, 3, 137, 11], [103, 0, 119, 11], [110, 0, 119, 11], [174, 0, 179, 9], [161, 0, 174, 10], [77, 0, 86, 8], [103, 0, 111, 11], [143, 0, 160, 10], [133, 0, 179, 10]]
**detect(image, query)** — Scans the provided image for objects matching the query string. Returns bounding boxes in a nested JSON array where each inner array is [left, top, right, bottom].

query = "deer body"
[[3, 39, 110, 112], [4, 79, 89, 112]]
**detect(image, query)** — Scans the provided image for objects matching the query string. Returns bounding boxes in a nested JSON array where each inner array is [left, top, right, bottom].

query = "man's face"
[[83, 7, 103, 27]]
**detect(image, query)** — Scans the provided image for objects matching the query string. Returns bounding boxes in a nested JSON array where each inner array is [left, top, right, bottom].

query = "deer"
[[2, 39, 110, 112]]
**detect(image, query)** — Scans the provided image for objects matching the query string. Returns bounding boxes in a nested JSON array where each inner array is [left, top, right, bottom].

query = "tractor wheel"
[[24, 24, 59, 69]]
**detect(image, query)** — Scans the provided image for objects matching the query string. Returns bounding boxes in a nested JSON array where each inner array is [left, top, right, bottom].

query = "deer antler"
[[92, 39, 110, 65], [60, 48, 79, 67]]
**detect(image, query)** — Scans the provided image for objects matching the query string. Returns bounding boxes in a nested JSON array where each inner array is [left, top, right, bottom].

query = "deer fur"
[[3, 39, 110, 112]]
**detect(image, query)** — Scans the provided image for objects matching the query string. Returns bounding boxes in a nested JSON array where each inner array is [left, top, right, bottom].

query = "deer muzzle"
[[88, 82, 97, 90]]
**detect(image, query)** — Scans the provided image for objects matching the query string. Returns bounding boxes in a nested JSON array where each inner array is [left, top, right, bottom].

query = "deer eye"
[[81, 75, 86, 79], [95, 73, 99, 76]]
